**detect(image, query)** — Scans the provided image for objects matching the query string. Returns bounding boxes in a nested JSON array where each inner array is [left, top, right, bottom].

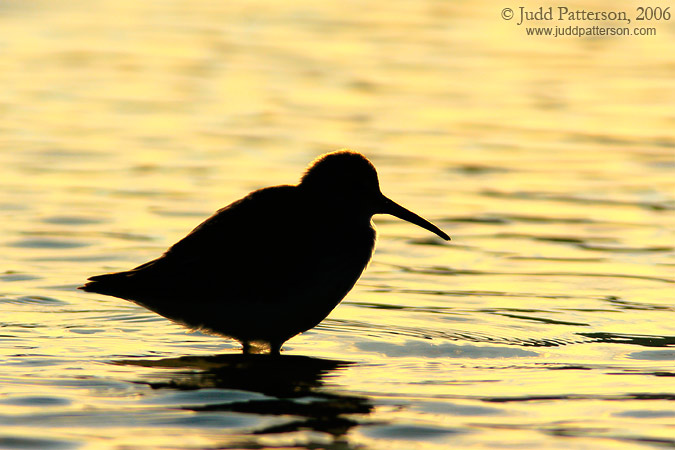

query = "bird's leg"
[[242, 341, 252, 354], [270, 341, 282, 356]]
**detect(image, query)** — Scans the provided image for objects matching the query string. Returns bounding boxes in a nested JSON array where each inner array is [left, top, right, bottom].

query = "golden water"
[[0, 1, 673, 449]]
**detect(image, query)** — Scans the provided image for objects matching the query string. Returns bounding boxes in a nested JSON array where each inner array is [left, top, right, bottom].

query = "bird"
[[80, 150, 450, 354]]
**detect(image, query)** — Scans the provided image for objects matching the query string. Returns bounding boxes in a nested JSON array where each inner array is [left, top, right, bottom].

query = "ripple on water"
[[153, 411, 259, 429], [478, 309, 590, 327], [577, 243, 674, 253], [603, 296, 675, 312], [323, 318, 586, 347], [480, 189, 675, 211], [1, 295, 67, 306], [448, 164, 510, 175], [443, 214, 598, 225], [412, 401, 503, 416], [396, 265, 675, 285], [0, 396, 71, 407], [360, 423, 466, 441], [578, 333, 675, 348], [0, 272, 41, 282], [614, 409, 675, 418], [8, 238, 90, 249], [138, 388, 264, 407], [355, 341, 539, 358], [41, 215, 106, 225], [627, 350, 675, 361], [0, 436, 78, 450]]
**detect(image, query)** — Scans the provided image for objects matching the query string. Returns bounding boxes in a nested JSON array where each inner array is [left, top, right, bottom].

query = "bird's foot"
[[270, 341, 282, 356], [241, 341, 281, 355]]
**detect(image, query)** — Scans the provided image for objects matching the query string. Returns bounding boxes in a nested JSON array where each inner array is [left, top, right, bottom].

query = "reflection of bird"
[[116, 354, 372, 439], [115, 354, 354, 397], [80, 150, 450, 354]]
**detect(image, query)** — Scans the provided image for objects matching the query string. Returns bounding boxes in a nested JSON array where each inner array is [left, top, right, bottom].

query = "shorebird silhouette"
[[80, 150, 450, 354]]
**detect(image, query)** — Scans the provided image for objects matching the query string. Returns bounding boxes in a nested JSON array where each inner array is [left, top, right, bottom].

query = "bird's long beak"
[[377, 195, 450, 241]]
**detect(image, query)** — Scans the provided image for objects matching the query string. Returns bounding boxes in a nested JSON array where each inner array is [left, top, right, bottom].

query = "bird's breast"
[[298, 220, 376, 300]]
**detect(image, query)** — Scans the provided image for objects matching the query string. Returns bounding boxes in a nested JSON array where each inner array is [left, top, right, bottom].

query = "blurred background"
[[0, 1, 673, 449]]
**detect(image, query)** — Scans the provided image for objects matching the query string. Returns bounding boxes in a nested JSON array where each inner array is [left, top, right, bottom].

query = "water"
[[1, 1, 673, 449]]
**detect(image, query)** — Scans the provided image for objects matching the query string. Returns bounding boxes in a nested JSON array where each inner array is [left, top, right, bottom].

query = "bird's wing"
[[126, 185, 313, 300]]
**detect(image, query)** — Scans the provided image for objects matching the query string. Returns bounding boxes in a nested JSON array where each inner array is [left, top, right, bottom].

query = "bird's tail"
[[79, 258, 163, 299], [79, 271, 135, 297]]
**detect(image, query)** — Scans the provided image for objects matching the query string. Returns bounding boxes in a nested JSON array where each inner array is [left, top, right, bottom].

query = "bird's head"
[[299, 150, 450, 241]]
